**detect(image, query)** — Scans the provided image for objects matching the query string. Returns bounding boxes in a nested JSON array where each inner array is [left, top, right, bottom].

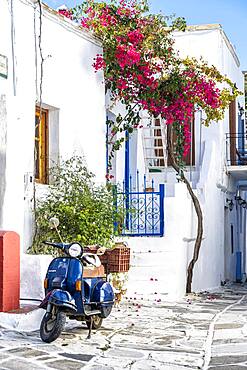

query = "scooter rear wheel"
[[40, 309, 66, 343], [85, 315, 103, 330]]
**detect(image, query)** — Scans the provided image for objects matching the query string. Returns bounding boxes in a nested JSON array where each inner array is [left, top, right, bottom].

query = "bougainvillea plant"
[[59, 0, 240, 167], [59, 0, 242, 293]]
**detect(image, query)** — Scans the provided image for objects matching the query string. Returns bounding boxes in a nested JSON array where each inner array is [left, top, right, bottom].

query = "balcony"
[[226, 133, 247, 180]]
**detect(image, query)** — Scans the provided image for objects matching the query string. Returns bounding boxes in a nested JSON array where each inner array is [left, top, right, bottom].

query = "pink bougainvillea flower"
[[66, 0, 240, 162]]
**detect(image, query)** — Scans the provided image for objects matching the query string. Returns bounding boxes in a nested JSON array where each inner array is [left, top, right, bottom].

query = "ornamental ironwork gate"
[[113, 172, 165, 237]]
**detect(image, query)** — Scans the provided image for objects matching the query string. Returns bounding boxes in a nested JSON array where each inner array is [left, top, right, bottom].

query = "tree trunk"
[[167, 125, 203, 293]]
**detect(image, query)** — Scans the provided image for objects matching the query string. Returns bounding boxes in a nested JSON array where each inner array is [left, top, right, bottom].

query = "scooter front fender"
[[39, 289, 77, 312]]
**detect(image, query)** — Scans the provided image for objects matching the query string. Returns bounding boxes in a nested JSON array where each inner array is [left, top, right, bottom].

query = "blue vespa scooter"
[[39, 218, 114, 343]]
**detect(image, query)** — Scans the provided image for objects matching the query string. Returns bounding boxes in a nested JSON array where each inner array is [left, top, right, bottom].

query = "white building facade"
[[0, 0, 245, 302]]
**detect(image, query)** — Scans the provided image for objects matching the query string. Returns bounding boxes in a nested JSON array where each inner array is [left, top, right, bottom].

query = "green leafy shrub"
[[30, 156, 120, 255]]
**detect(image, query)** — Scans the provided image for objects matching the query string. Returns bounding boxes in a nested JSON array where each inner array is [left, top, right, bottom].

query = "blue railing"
[[226, 133, 247, 165], [113, 171, 165, 237]]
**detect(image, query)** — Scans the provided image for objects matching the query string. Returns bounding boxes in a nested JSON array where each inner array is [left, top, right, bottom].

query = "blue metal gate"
[[113, 172, 165, 237]]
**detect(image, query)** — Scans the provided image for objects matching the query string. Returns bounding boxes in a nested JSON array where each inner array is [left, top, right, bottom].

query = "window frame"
[[35, 107, 49, 184], [167, 117, 195, 167]]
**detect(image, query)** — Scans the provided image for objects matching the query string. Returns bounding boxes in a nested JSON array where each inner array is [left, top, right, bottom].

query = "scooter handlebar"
[[42, 241, 65, 250]]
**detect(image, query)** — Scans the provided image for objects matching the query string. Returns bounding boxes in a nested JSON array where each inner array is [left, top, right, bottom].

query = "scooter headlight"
[[68, 243, 82, 258]]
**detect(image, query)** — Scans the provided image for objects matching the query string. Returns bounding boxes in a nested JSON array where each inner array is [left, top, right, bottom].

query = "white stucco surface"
[[0, 0, 106, 254], [20, 254, 53, 300]]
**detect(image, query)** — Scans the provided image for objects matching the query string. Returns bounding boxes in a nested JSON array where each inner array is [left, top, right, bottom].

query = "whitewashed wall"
[[0, 0, 106, 297], [0, 0, 105, 253]]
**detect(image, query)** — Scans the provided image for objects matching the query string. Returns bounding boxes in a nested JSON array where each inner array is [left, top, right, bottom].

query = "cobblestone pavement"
[[1, 284, 247, 369]]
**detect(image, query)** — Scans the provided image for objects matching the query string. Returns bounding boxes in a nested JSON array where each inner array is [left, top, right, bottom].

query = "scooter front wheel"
[[85, 315, 103, 330], [40, 308, 66, 343]]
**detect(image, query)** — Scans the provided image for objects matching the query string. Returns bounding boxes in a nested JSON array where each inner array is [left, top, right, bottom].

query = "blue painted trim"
[[238, 114, 244, 156], [122, 233, 164, 237], [118, 191, 161, 196], [106, 115, 109, 177], [125, 131, 130, 229], [236, 251, 242, 282], [124, 131, 130, 193], [112, 185, 118, 233], [159, 184, 165, 237], [114, 171, 165, 237]]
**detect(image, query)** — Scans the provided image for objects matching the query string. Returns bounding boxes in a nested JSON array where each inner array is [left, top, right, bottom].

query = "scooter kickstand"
[[87, 316, 93, 340]]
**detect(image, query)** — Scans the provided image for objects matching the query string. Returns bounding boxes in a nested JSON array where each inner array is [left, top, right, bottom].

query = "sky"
[[44, 0, 247, 70]]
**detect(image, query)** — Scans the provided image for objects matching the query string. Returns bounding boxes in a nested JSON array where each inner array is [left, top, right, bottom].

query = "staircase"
[[142, 117, 167, 173]]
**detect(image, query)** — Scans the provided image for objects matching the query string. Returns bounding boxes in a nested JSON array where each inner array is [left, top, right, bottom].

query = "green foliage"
[[30, 156, 119, 255]]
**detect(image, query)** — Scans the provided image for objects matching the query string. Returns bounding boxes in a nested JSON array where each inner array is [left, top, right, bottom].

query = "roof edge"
[[219, 28, 240, 68], [40, 2, 102, 47], [186, 23, 222, 31], [176, 23, 240, 68]]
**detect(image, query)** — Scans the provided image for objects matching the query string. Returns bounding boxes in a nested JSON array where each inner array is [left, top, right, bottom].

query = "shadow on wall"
[[0, 95, 7, 227]]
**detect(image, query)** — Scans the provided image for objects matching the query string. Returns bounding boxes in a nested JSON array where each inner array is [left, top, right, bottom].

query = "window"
[[142, 118, 167, 172], [35, 107, 49, 184], [167, 117, 195, 166], [143, 116, 195, 173]]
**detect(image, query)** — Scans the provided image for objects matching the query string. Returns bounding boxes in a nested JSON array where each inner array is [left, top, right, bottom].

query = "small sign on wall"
[[0, 54, 8, 79]]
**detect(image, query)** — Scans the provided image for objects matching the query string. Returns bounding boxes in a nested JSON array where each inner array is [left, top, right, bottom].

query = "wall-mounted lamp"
[[235, 195, 245, 206], [226, 198, 234, 211], [236, 195, 243, 205], [235, 195, 247, 208], [242, 201, 247, 209]]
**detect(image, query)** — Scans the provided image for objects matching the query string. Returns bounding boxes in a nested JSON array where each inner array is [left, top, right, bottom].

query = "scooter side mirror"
[[49, 217, 60, 229]]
